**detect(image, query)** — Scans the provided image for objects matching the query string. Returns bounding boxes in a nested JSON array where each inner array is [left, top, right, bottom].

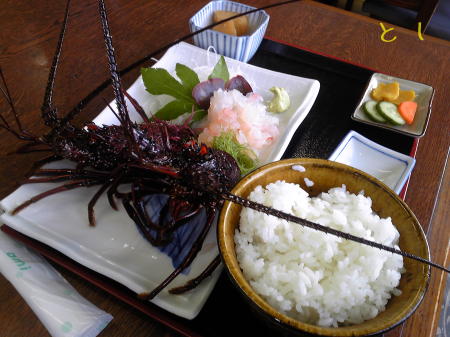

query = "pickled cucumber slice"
[[362, 100, 387, 123], [376, 101, 406, 125]]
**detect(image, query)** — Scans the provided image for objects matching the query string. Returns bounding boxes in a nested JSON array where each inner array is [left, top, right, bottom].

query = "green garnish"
[[268, 87, 290, 113], [141, 65, 205, 121], [212, 131, 257, 175], [150, 100, 197, 121], [141, 67, 194, 102], [208, 56, 230, 82], [175, 63, 200, 91], [141, 57, 230, 121]]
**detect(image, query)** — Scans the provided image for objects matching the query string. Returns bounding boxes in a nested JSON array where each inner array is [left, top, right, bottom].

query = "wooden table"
[[0, 1, 448, 336]]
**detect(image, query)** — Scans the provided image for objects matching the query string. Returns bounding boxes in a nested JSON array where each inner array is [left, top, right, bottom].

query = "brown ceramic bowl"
[[218, 158, 430, 336]]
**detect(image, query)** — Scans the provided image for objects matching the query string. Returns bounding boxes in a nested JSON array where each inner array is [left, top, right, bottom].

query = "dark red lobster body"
[[0, 0, 447, 302], [46, 118, 239, 189]]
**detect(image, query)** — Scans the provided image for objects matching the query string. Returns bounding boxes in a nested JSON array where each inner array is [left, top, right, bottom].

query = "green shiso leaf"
[[141, 60, 230, 124], [154, 100, 195, 120], [212, 131, 257, 176], [175, 63, 200, 92], [141, 64, 205, 122], [141, 67, 194, 102], [208, 56, 230, 82]]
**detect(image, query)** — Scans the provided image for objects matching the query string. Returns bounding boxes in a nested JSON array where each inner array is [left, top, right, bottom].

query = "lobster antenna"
[[102, 97, 121, 122], [0, 67, 38, 141], [222, 192, 449, 273], [41, 0, 72, 126], [0, 67, 20, 130], [63, 0, 301, 124], [0, 69, 12, 130], [98, 0, 139, 156]]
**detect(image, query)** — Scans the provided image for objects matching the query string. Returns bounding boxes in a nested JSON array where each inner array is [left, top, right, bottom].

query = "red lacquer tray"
[[1, 38, 419, 337]]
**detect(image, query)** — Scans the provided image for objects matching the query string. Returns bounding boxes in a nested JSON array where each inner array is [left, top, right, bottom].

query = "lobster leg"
[[15, 144, 52, 154], [153, 198, 202, 245], [133, 186, 177, 245], [121, 179, 203, 247], [12, 179, 102, 215], [105, 169, 172, 211], [139, 207, 216, 300], [163, 202, 221, 295], [169, 255, 221, 294], [122, 194, 164, 246], [28, 168, 109, 182], [88, 182, 113, 227], [106, 171, 126, 210], [162, 198, 202, 233], [87, 166, 127, 226], [170, 200, 202, 230]]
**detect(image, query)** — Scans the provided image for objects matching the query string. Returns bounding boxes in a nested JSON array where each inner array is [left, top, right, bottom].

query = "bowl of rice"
[[218, 158, 430, 336]]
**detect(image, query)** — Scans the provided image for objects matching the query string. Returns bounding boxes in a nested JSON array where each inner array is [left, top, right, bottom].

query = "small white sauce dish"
[[328, 131, 416, 194], [352, 73, 434, 137]]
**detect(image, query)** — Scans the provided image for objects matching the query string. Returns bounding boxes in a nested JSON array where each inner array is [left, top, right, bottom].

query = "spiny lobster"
[[0, 0, 447, 301]]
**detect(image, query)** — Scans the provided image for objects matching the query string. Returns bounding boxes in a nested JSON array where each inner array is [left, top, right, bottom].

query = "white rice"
[[235, 181, 404, 327], [292, 164, 306, 172], [304, 177, 314, 187]]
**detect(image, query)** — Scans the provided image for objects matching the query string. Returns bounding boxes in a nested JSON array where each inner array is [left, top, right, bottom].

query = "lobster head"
[[181, 142, 241, 197]]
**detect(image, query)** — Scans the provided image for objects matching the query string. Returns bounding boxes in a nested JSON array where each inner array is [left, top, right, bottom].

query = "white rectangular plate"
[[0, 42, 319, 319]]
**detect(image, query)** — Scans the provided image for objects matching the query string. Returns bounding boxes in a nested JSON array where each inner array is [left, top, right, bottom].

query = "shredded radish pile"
[[198, 89, 279, 155]]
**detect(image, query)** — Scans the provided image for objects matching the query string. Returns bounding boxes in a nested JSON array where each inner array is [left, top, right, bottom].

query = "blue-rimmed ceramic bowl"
[[189, 1, 269, 62]]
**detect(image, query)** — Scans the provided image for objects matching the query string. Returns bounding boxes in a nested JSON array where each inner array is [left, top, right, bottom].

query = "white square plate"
[[352, 73, 433, 137], [329, 131, 416, 194], [0, 42, 319, 319]]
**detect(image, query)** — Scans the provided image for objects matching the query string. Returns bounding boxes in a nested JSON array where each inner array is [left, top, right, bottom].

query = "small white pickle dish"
[[329, 130, 416, 194], [352, 73, 434, 137]]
